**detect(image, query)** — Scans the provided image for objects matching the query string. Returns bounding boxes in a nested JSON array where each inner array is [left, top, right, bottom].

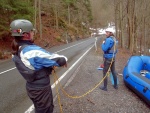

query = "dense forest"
[[0, 0, 92, 59], [0, 0, 150, 59], [90, 0, 150, 55]]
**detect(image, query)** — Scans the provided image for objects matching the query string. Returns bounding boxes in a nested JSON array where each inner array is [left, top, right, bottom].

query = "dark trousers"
[[103, 58, 118, 88], [26, 85, 54, 113]]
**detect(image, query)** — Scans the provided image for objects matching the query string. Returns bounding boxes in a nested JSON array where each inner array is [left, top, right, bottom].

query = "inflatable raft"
[[123, 56, 150, 106]]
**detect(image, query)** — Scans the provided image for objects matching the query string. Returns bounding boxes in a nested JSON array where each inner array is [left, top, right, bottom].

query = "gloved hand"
[[63, 63, 67, 68]]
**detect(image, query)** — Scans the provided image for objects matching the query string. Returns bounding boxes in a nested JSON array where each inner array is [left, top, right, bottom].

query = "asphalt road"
[[0, 37, 99, 113]]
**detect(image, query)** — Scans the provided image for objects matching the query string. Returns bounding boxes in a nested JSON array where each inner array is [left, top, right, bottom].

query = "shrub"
[[56, 36, 62, 42]]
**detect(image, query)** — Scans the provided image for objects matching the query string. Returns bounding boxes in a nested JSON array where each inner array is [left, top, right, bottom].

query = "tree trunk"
[[127, 0, 135, 53], [114, 0, 118, 43], [55, 3, 58, 29], [39, 0, 42, 39], [68, 4, 71, 25], [34, 0, 37, 33], [119, 0, 123, 48]]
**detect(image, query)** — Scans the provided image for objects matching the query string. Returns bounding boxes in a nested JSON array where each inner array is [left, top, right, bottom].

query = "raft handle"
[[125, 75, 129, 79], [143, 87, 148, 93]]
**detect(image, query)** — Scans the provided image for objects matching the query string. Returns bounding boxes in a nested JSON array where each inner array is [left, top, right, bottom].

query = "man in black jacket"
[[10, 19, 67, 113]]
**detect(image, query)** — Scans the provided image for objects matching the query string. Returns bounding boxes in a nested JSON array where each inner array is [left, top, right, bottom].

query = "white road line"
[[54, 40, 87, 53], [24, 45, 94, 113], [0, 67, 16, 75], [0, 39, 93, 75], [51, 45, 94, 89]]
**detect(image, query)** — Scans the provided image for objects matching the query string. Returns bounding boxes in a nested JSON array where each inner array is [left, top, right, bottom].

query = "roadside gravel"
[[53, 46, 150, 113]]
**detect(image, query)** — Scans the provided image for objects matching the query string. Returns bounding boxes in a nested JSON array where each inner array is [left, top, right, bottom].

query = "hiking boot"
[[99, 86, 107, 91], [114, 85, 118, 89]]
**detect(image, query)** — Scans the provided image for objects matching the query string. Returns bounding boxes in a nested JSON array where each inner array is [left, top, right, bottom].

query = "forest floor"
[[53, 47, 150, 113]]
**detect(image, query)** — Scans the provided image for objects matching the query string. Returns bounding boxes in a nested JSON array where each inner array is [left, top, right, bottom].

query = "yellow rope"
[[53, 36, 116, 111], [53, 70, 111, 99], [54, 70, 63, 113]]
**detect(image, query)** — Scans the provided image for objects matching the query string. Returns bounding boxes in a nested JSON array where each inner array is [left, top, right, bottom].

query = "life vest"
[[107, 36, 118, 54]]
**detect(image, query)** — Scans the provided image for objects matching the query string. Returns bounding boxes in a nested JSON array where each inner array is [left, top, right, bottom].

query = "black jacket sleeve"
[[52, 57, 67, 67]]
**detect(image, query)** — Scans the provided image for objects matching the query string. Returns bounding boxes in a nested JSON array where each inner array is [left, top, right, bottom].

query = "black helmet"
[[10, 19, 34, 36]]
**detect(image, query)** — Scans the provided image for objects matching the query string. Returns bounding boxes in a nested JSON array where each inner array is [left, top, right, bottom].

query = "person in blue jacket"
[[10, 19, 67, 113], [100, 27, 118, 91]]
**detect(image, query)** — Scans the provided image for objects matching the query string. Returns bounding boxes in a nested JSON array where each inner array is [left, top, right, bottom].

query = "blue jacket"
[[19, 45, 67, 70], [12, 41, 67, 88], [101, 36, 118, 59]]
